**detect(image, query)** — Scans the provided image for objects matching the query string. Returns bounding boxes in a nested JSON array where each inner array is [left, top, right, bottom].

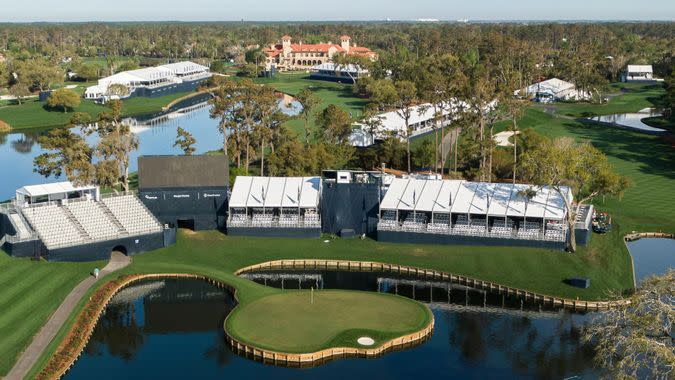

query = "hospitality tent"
[[229, 176, 321, 215], [379, 178, 571, 226], [15, 181, 99, 205]]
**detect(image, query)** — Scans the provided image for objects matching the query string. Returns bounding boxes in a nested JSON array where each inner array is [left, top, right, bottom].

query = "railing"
[[228, 218, 321, 229], [377, 222, 568, 243]]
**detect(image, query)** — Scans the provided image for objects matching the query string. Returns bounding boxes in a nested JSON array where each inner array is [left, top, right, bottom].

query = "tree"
[[209, 79, 240, 165], [106, 83, 130, 98], [520, 137, 629, 252], [33, 127, 95, 186], [583, 269, 674, 379], [89, 100, 139, 192], [8, 83, 30, 105], [237, 63, 259, 78], [174, 127, 196, 155], [74, 63, 100, 81], [315, 104, 352, 144], [412, 140, 435, 169], [47, 88, 81, 113], [20, 58, 64, 91], [296, 88, 320, 144], [255, 86, 285, 175], [392, 80, 418, 173]]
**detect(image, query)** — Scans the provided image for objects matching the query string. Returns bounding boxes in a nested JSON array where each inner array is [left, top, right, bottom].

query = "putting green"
[[225, 290, 432, 353]]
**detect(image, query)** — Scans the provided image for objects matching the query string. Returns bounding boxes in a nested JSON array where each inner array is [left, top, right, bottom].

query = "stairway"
[[99, 203, 129, 235], [61, 206, 92, 241]]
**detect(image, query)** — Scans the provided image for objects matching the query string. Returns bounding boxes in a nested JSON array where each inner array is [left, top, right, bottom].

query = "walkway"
[[5, 252, 131, 380]]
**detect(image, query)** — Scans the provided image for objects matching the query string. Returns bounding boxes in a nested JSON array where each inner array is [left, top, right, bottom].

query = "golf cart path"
[[5, 252, 130, 380]]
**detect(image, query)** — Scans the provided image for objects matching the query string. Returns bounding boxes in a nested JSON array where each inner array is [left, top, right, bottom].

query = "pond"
[[586, 108, 666, 134], [0, 94, 302, 201], [626, 237, 675, 284], [64, 273, 602, 379]]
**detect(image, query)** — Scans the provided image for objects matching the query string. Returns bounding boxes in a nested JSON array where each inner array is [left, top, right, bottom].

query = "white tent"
[[380, 178, 570, 222], [15, 181, 99, 204], [516, 78, 589, 102], [229, 176, 321, 211]]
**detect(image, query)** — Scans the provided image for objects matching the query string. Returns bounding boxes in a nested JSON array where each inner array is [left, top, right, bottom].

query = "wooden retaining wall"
[[36, 273, 233, 380], [235, 259, 630, 312], [224, 318, 434, 365], [624, 232, 674, 242]]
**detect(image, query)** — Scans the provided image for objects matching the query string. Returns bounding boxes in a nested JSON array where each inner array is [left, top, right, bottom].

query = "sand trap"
[[357, 337, 375, 346], [494, 131, 520, 147]]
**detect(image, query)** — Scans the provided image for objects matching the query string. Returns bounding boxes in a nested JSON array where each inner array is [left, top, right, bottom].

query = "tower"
[[281, 35, 292, 49], [340, 35, 351, 53]]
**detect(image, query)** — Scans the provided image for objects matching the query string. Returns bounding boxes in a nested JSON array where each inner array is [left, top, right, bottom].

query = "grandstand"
[[1, 181, 169, 261], [228, 176, 321, 238], [377, 178, 572, 248]]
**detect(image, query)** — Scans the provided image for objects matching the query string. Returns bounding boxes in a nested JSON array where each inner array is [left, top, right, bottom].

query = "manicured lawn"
[[226, 290, 431, 352], [256, 72, 368, 137], [0, 91, 195, 130], [541, 82, 666, 118], [0, 254, 100, 376], [4, 82, 673, 377]]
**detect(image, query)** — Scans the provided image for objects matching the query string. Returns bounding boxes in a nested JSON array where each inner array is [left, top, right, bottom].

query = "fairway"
[[0, 255, 99, 375], [225, 290, 431, 352], [256, 72, 368, 137]]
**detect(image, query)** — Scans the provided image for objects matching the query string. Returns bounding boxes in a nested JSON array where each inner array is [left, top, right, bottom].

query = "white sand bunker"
[[357, 336, 375, 346]]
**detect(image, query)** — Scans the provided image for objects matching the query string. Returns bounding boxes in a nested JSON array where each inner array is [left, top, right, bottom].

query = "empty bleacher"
[[22, 204, 86, 248], [102, 195, 163, 235], [20, 194, 164, 249], [66, 200, 122, 241]]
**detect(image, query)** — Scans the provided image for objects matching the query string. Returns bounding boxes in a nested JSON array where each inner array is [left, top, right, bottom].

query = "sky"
[[3, 0, 674, 22]]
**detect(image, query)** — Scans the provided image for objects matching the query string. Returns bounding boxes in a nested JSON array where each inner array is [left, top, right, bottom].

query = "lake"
[[64, 273, 602, 379], [0, 95, 302, 201], [626, 237, 675, 284]]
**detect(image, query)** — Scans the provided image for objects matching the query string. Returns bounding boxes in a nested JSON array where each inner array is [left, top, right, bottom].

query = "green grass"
[[5, 81, 674, 378], [256, 72, 368, 137], [0, 91, 195, 130], [0, 254, 101, 375], [541, 82, 666, 118], [226, 290, 431, 352]]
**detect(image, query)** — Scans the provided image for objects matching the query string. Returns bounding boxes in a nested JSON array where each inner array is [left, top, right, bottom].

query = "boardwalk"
[[5, 252, 131, 380]]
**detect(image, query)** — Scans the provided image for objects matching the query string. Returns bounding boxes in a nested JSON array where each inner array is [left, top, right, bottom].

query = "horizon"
[[4, 0, 674, 23]]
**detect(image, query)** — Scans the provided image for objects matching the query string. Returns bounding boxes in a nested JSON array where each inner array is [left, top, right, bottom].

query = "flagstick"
[[311, 286, 314, 304]]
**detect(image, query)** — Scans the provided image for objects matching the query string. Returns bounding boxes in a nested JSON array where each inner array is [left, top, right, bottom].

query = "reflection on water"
[[65, 273, 601, 379], [0, 103, 218, 200], [627, 238, 675, 284], [0, 94, 302, 200]]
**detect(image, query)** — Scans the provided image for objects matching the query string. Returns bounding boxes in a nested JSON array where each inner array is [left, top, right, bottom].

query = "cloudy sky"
[[4, 0, 674, 22]]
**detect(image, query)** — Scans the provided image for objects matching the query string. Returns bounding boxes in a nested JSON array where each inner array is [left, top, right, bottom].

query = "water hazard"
[[0, 94, 302, 200], [626, 237, 675, 284], [64, 273, 602, 379]]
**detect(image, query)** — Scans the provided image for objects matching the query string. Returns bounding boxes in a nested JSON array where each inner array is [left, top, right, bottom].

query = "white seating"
[[22, 204, 85, 248], [66, 200, 120, 240], [102, 195, 163, 235]]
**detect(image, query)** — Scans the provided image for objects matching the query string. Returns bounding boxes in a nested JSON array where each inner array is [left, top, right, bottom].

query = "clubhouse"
[[264, 35, 376, 71]]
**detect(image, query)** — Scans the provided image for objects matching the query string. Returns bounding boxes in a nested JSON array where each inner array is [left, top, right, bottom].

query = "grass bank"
[[0, 91, 194, 131], [256, 72, 368, 137]]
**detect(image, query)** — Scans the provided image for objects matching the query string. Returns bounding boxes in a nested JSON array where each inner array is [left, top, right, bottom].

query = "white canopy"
[[380, 178, 570, 221], [299, 177, 321, 209], [627, 65, 653, 74], [16, 182, 97, 198], [229, 176, 321, 210], [229, 176, 252, 208]]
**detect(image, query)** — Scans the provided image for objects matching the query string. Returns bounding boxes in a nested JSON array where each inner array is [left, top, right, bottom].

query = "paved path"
[[5, 252, 131, 380]]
